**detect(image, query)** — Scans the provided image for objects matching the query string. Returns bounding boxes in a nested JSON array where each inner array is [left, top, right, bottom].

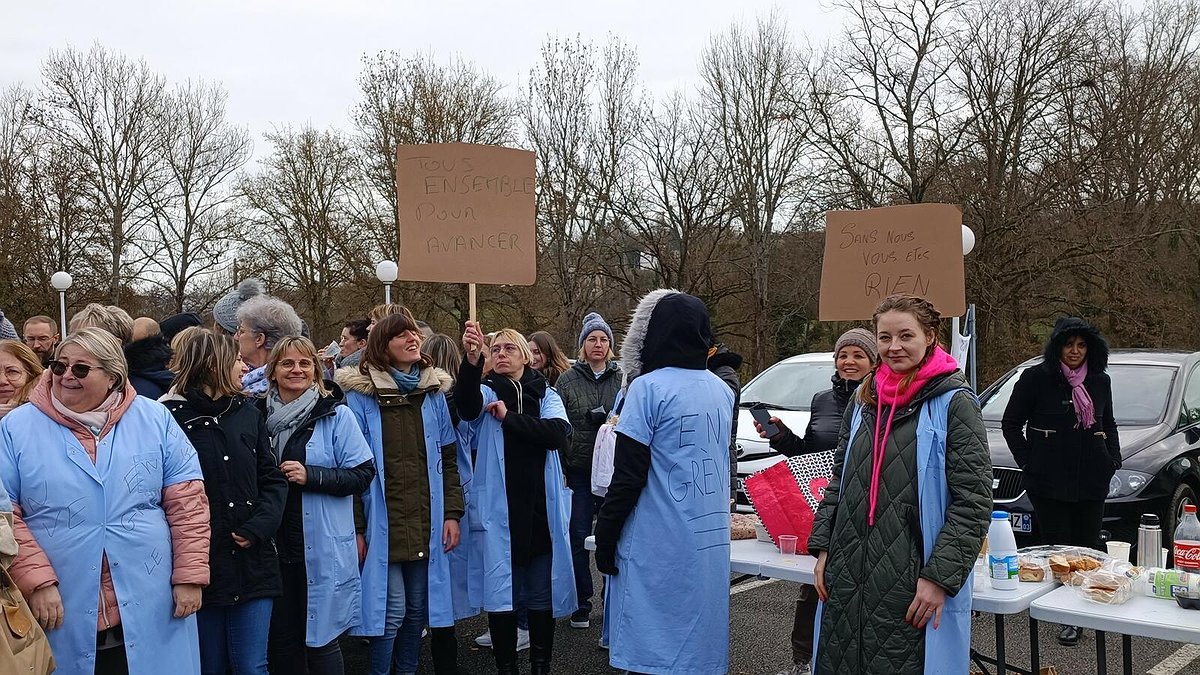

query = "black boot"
[[431, 626, 464, 674], [528, 609, 556, 674], [489, 611, 520, 674], [1057, 625, 1081, 646]]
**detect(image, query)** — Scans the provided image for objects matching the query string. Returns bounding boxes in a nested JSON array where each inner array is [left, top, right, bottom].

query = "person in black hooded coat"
[[126, 333, 175, 398], [1002, 316, 1120, 549], [1002, 316, 1119, 647]]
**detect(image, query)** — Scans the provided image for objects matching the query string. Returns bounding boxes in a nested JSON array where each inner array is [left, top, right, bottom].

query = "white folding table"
[[1030, 585, 1200, 675], [970, 576, 1059, 675]]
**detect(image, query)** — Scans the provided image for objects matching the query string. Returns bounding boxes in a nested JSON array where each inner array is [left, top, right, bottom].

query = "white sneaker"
[[475, 628, 530, 651]]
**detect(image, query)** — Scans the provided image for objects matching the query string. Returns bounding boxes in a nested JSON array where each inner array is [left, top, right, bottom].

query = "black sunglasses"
[[49, 360, 98, 379]]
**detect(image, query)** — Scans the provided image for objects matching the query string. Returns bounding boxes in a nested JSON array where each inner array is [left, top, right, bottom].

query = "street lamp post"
[[51, 271, 73, 338], [957, 226, 977, 389], [375, 260, 398, 305]]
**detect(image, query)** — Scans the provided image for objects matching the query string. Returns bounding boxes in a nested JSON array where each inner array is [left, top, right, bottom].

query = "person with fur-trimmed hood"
[[336, 311, 464, 675], [594, 289, 735, 675], [1001, 316, 1119, 645]]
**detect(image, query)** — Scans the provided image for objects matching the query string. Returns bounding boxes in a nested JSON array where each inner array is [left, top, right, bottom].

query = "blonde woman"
[[0, 328, 210, 675], [456, 323, 574, 675], [258, 337, 374, 675], [0, 340, 44, 418]]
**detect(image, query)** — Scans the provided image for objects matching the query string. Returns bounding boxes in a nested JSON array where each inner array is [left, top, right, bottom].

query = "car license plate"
[[1010, 513, 1032, 533]]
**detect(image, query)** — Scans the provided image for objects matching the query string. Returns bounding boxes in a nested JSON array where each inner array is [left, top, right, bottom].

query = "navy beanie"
[[578, 312, 614, 349]]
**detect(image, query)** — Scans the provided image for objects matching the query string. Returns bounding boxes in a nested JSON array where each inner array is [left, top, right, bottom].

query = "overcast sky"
[[1, 0, 845, 162]]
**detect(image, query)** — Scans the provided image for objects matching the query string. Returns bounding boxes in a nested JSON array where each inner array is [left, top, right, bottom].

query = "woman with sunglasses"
[[257, 336, 375, 675], [457, 322, 574, 675], [0, 340, 44, 419], [162, 328, 288, 675], [0, 327, 211, 675]]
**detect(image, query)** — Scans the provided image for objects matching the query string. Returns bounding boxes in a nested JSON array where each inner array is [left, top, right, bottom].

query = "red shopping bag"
[[744, 452, 834, 554]]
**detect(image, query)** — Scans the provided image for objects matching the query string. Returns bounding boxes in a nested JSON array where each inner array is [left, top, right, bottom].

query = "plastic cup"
[[1163, 548, 1170, 567], [778, 535, 798, 555], [1106, 541, 1131, 562]]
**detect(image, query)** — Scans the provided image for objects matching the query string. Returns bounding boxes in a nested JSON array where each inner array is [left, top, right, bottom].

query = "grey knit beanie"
[[578, 312, 614, 349], [213, 279, 264, 333], [0, 311, 16, 341], [834, 327, 878, 363]]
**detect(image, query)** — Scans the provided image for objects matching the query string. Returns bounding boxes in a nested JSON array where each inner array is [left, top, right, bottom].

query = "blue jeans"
[[513, 553, 553, 611], [197, 598, 273, 675], [367, 559, 429, 675], [567, 470, 600, 613]]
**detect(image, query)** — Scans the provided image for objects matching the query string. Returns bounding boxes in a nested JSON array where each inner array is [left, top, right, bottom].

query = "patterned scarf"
[[242, 365, 270, 397], [265, 385, 319, 461]]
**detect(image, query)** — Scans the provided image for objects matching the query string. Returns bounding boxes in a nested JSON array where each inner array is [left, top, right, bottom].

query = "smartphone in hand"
[[749, 406, 780, 438]]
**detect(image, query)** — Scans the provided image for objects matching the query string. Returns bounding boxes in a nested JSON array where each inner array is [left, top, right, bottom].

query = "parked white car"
[[734, 352, 836, 513]]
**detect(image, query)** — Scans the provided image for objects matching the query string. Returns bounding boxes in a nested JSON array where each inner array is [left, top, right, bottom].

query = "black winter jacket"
[[708, 345, 743, 502], [555, 360, 622, 473], [256, 382, 377, 564], [1001, 318, 1120, 502], [165, 391, 288, 606], [455, 356, 571, 566], [772, 374, 861, 457]]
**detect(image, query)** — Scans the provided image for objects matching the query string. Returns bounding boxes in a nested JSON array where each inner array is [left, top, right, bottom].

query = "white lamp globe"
[[375, 260, 398, 284], [50, 271, 73, 291], [961, 225, 976, 256]]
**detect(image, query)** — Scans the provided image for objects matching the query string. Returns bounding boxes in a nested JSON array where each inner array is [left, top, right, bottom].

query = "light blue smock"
[[463, 384, 576, 617], [299, 405, 374, 647], [606, 367, 735, 675], [0, 397, 204, 675], [813, 387, 976, 675], [448, 419, 482, 621], [345, 385, 472, 633]]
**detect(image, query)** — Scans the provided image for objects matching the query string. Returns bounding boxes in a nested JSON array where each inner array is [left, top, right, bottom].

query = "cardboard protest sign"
[[396, 143, 537, 285], [818, 204, 966, 321]]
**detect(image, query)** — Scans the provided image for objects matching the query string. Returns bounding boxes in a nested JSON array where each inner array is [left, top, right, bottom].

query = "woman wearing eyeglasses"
[[256, 336, 375, 675], [456, 322, 574, 675], [0, 340, 43, 418], [0, 327, 212, 675]]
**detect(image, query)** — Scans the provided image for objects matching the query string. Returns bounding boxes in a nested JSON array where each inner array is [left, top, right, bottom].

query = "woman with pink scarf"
[[808, 295, 992, 675], [1001, 316, 1120, 646]]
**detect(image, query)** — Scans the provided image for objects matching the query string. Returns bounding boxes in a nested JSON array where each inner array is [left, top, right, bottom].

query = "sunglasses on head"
[[49, 360, 98, 379]]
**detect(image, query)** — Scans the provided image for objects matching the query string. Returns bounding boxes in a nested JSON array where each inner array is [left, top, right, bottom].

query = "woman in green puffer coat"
[[809, 295, 992, 674]]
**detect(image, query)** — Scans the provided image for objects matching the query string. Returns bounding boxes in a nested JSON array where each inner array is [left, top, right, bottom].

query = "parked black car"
[[983, 350, 1200, 550]]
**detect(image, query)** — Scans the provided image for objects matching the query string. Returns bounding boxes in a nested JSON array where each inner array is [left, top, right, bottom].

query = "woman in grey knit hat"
[[753, 327, 879, 675]]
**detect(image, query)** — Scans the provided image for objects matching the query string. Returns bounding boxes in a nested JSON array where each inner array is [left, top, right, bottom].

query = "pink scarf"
[[50, 388, 124, 438], [1060, 361, 1096, 428], [867, 345, 959, 526]]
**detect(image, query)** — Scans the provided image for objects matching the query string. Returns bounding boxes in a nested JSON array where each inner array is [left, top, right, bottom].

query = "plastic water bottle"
[[987, 511, 1020, 591]]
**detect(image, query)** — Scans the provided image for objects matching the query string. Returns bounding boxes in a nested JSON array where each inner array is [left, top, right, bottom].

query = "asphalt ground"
[[341, 568, 1200, 674]]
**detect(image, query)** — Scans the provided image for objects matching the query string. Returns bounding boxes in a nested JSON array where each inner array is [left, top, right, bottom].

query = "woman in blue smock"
[[594, 289, 735, 675], [257, 337, 375, 675], [0, 327, 212, 675], [456, 323, 574, 675], [337, 313, 465, 675]]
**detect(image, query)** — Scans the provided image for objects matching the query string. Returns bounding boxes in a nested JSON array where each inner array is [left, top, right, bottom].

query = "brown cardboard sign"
[[818, 204, 966, 321], [396, 143, 537, 285]]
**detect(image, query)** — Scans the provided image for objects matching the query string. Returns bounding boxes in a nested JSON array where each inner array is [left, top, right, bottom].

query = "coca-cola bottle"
[[1174, 504, 1200, 572]]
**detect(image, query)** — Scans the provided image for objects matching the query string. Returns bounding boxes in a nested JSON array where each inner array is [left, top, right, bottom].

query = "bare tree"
[[38, 44, 168, 303], [525, 35, 643, 333], [353, 52, 516, 247], [602, 93, 745, 310], [700, 13, 811, 369], [136, 80, 251, 312], [808, 0, 969, 206], [239, 126, 371, 335]]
